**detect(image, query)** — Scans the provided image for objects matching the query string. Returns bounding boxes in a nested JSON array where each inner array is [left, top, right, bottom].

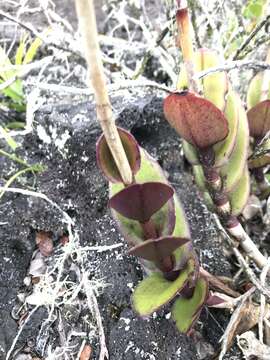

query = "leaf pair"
[[109, 182, 174, 224], [163, 91, 229, 150], [129, 236, 190, 272], [132, 258, 208, 333]]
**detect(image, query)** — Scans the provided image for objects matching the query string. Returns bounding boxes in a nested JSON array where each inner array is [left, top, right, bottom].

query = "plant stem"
[[199, 153, 268, 268], [141, 219, 158, 240], [175, 3, 268, 269], [75, 0, 133, 185], [176, 3, 200, 94], [0, 149, 29, 167], [0, 166, 35, 200]]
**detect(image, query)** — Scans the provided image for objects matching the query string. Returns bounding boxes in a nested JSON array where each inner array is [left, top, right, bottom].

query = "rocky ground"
[[0, 91, 243, 359], [0, 0, 267, 359]]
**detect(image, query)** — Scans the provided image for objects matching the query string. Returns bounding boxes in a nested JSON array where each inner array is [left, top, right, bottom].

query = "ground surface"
[[0, 92, 242, 359], [1, 0, 269, 359]]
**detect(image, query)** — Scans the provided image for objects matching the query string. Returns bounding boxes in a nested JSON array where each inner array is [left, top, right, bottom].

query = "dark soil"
[[0, 92, 242, 359]]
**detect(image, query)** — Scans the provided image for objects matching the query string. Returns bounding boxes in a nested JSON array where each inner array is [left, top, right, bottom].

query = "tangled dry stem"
[[1, 187, 110, 359]]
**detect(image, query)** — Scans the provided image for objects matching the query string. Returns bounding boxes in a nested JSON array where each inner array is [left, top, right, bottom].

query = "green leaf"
[[0, 125, 18, 150], [182, 140, 199, 165], [23, 37, 42, 65], [177, 49, 228, 111], [247, 73, 270, 109], [193, 165, 206, 191], [248, 3, 263, 18], [1, 79, 24, 103], [214, 88, 239, 167], [15, 35, 27, 65], [172, 277, 208, 333], [0, 45, 13, 81], [229, 166, 250, 216], [220, 95, 249, 191], [132, 260, 194, 316]]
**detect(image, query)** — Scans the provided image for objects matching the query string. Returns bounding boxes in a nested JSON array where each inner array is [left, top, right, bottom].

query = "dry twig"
[[219, 287, 256, 360], [232, 14, 270, 60], [259, 259, 270, 343], [197, 60, 270, 79], [75, 0, 133, 185]]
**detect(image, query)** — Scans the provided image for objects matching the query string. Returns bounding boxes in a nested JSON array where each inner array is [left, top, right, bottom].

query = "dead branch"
[[0, 9, 81, 57], [232, 14, 270, 60], [75, 0, 133, 185], [6, 305, 39, 360], [232, 247, 270, 299], [197, 60, 270, 79], [26, 79, 171, 95], [238, 331, 270, 359], [219, 287, 256, 360], [259, 259, 270, 343], [82, 272, 109, 360]]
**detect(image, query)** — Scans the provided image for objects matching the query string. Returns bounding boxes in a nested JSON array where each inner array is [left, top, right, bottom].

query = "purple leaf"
[[206, 293, 226, 307], [128, 236, 190, 262], [109, 182, 174, 222], [247, 100, 270, 138], [96, 127, 141, 183], [163, 92, 229, 149]]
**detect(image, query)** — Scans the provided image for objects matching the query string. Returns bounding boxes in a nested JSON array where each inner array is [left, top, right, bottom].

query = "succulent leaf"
[[202, 191, 214, 211], [128, 236, 190, 262], [220, 97, 249, 191], [214, 89, 239, 166], [110, 150, 184, 246], [171, 277, 208, 333], [177, 48, 228, 111], [247, 73, 270, 109], [172, 193, 191, 238], [182, 140, 199, 164], [247, 100, 270, 138], [177, 49, 239, 167], [132, 259, 195, 316], [163, 91, 229, 149], [193, 165, 206, 191], [173, 242, 193, 272], [229, 166, 250, 216], [96, 127, 140, 183], [109, 182, 174, 223]]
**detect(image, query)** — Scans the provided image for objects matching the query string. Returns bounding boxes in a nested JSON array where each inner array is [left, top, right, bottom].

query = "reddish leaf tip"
[[109, 182, 174, 223], [96, 127, 141, 183], [163, 91, 229, 149]]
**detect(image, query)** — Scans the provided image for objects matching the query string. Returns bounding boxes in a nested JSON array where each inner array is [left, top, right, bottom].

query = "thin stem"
[[75, 0, 133, 185], [0, 149, 29, 167], [141, 219, 158, 240], [176, 2, 201, 94], [197, 60, 270, 79], [200, 153, 267, 268]]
